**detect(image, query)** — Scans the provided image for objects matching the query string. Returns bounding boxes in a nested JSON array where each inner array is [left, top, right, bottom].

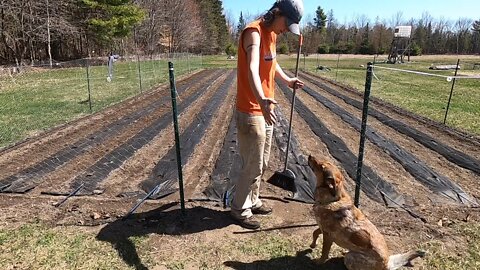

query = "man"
[[231, 0, 305, 230]]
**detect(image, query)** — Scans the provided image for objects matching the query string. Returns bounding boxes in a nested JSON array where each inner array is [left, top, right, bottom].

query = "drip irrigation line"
[[124, 183, 163, 218], [0, 183, 11, 192], [378, 190, 427, 223], [373, 65, 480, 81], [53, 183, 85, 207]]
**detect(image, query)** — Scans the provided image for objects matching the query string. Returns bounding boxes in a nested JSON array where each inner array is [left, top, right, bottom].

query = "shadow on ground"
[[96, 203, 234, 270], [224, 249, 347, 270]]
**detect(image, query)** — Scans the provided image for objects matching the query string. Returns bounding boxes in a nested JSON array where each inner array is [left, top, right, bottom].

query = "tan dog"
[[308, 156, 424, 270]]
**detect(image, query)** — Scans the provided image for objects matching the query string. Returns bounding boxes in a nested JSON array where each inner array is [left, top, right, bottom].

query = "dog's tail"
[[387, 250, 425, 270]]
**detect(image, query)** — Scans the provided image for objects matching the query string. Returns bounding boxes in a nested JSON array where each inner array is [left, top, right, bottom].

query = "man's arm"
[[275, 63, 305, 89]]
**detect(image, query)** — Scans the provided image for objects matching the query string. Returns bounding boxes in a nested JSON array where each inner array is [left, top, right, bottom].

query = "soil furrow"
[[277, 79, 406, 207], [300, 71, 480, 175], [27, 70, 224, 195], [0, 70, 214, 177], [139, 71, 236, 199], [98, 70, 234, 198]]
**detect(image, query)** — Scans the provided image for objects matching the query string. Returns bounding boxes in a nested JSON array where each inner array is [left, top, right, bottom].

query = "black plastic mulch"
[[2, 70, 216, 194], [301, 83, 477, 206], [61, 70, 225, 195], [301, 73, 480, 176], [138, 71, 236, 200], [202, 112, 237, 204], [267, 104, 317, 203], [277, 80, 405, 208]]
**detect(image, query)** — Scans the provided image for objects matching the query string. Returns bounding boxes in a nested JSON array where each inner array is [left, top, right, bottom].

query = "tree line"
[[0, 0, 229, 65], [280, 8, 480, 56]]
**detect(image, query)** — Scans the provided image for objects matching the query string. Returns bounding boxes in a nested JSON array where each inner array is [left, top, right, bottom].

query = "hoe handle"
[[284, 34, 303, 171]]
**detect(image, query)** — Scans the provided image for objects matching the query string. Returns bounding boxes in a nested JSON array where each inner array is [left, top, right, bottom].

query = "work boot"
[[252, 205, 273, 215], [232, 215, 261, 230]]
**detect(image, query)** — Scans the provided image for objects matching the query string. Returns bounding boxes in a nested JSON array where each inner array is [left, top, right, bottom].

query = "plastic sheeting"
[[140, 71, 236, 199]]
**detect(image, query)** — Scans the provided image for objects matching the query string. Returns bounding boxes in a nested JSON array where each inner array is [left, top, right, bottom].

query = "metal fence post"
[[85, 58, 92, 113], [335, 54, 340, 81], [169, 62, 186, 215], [443, 59, 460, 125], [136, 53, 143, 93], [303, 52, 306, 71], [354, 62, 373, 208]]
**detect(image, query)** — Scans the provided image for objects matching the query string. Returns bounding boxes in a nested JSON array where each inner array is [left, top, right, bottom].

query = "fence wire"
[[0, 53, 203, 148]]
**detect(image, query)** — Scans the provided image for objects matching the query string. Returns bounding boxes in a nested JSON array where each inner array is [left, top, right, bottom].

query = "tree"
[[313, 6, 327, 31], [236, 12, 246, 41], [455, 18, 473, 54], [326, 9, 336, 44], [472, 20, 480, 54], [196, 0, 229, 54], [225, 43, 236, 56], [79, 0, 145, 44]]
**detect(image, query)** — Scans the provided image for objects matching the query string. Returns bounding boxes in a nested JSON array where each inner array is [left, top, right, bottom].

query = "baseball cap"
[[276, 0, 304, 35]]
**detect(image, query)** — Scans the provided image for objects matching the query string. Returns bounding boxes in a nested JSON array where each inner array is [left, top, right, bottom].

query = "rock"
[[91, 212, 101, 220], [93, 189, 104, 195]]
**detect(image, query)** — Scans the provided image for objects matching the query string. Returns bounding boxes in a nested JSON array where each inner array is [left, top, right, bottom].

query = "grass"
[[0, 222, 153, 269], [1, 54, 478, 148], [275, 54, 480, 135], [421, 223, 480, 270], [0, 55, 202, 148], [1, 220, 479, 269]]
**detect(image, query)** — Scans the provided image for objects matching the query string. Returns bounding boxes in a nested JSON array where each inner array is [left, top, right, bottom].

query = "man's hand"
[[259, 98, 277, 126], [288, 77, 304, 89]]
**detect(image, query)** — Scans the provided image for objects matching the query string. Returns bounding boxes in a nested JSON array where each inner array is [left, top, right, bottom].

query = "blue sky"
[[221, 0, 479, 26]]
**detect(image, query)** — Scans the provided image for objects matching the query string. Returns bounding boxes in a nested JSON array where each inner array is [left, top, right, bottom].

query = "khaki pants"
[[231, 111, 273, 219]]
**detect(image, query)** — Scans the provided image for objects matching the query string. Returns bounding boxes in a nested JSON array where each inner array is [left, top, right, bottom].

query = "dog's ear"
[[308, 155, 320, 169]]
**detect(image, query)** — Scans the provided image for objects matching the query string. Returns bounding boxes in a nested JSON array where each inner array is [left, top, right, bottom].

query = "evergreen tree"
[[314, 6, 327, 31], [236, 12, 246, 40], [212, 0, 229, 52], [472, 20, 480, 54], [195, 0, 228, 54], [359, 23, 374, 54], [79, 0, 145, 44]]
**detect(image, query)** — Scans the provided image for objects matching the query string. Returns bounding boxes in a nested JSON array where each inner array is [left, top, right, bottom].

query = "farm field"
[[0, 56, 480, 269]]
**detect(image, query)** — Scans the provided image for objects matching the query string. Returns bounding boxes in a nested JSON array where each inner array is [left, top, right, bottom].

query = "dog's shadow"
[[96, 203, 234, 270], [224, 249, 347, 270]]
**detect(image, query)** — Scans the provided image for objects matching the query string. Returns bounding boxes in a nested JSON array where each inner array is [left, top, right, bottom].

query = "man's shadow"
[[96, 203, 234, 270], [224, 249, 347, 270]]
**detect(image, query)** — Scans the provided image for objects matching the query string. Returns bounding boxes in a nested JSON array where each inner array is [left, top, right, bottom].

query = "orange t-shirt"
[[236, 20, 277, 115]]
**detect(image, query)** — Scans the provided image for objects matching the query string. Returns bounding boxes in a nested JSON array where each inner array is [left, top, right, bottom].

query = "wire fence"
[[0, 53, 203, 148], [300, 54, 480, 135]]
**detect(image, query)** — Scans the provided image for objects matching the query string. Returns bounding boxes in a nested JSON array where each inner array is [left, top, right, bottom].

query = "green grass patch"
[[1, 54, 478, 148], [278, 54, 480, 135], [421, 223, 480, 270], [0, 56, 202, 148], [0, 223, 153, 270]]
